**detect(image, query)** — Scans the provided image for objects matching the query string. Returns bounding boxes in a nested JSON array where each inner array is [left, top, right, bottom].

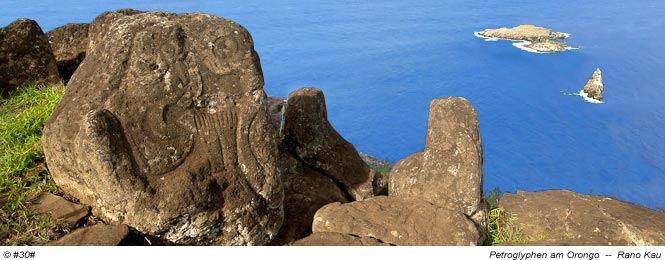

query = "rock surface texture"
[[47, 224, 129, 246], [582, 68, 604, 101], [500, 190, 665, 246], [311, 197, 481, 246], [270, 143, 348, 245], [389, 97, 487, 242], [292, 232, 389, 246], [46, 23, 89, 83], [42, 10, 282, 245], [0, 19, 61, 97], [283, 88, 383, 200]]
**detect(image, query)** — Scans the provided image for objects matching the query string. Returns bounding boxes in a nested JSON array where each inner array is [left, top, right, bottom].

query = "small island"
[[582, 68, 604, 101], [475, 24, 574, 53]]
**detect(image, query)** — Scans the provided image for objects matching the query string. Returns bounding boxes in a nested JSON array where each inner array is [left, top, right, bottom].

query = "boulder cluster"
[[1, 9, 662, 246]]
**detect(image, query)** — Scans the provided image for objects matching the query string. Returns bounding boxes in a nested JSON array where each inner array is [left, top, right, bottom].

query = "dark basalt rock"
[[47, 23, 89, 83], [0, 19, 61, 97]]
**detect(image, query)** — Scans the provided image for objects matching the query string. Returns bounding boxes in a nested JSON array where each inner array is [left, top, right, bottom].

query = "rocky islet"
[[582, 68, 605, 101], [476, 24, 574, 53], [0, 10, 660, 246]]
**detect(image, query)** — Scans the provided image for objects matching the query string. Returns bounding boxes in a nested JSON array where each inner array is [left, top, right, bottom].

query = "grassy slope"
[[0, 84, 64, 245]]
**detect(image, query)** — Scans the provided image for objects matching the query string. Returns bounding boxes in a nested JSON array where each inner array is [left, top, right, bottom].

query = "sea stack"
[[582, 68, 604, 101]]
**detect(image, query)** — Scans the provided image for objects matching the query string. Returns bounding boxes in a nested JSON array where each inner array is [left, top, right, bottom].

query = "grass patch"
[[484, 188, 528, 245], [485, 188, 550, 245], [1, 83, 64, 245]]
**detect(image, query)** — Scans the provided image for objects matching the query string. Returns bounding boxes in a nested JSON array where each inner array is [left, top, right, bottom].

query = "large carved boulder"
[[46, 23, 89, 83], [0, 19, 61, 97], [389, 97, 487, 240], [42, 10, 283, 245], [499, 190, 665, 245], [311, 196, 481, 246], [283, 88, 383, 201]]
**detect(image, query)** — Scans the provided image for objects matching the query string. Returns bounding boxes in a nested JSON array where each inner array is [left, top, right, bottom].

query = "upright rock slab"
[[389, 97, 487, 240], [283, 88, 382, 201], [500, 190, 665, 246], [582, 68, 604, 101], [47, 23, 89, 83], [42, 10, 282, 245], [0, 19, 61, 97]]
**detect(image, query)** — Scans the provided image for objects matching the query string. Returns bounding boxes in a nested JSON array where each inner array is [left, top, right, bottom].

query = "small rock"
[[0, 19, 62, 97], [47, 224, 129, 246], [28, 193, 88, 228], [312, 196, 481, 246], [582, 68, 604, 101], [267, 96, 286, 130]]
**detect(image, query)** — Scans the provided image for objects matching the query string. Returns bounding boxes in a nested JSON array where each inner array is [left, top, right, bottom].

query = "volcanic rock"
[[582, 68, 604, 101], [270, 143, 348, 245], [0, 19, 61, 97], [389, 97, 487, 241], [283, 87, 383, 200], [42, 10, 282, 245], [267, 96, 286, 130], [499, 190, 665, 245], [46, 23, 89, 83], [312, 196, 481, 246]]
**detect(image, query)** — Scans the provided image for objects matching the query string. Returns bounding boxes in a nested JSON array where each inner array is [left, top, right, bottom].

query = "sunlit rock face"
[[42, 9, 283, 245]]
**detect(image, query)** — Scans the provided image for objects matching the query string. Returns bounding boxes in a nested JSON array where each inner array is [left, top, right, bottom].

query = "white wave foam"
[[561, 90, 604, 104], [473, 31, 501, 42], [511, 40, 548, 53], [578, 89, 604, 104]]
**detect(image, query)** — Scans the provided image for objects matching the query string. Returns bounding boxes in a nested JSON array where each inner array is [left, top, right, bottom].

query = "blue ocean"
[[3, 1, 664, 209]]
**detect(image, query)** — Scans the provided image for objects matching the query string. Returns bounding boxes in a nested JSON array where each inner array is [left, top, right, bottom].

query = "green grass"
[[484, 188, 530, 245], [0, 83, 64, 245], [485, 188, 553, 245]]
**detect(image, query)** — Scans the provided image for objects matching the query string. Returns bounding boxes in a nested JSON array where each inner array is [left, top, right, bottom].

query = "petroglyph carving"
[[42, 10, 283, 245]]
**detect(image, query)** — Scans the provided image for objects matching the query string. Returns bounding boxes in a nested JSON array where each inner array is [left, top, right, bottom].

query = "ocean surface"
[[3, 1, 664, 209]]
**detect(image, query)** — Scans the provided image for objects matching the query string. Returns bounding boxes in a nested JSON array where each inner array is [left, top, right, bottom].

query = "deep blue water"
[[3, 1, 664, 209]]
